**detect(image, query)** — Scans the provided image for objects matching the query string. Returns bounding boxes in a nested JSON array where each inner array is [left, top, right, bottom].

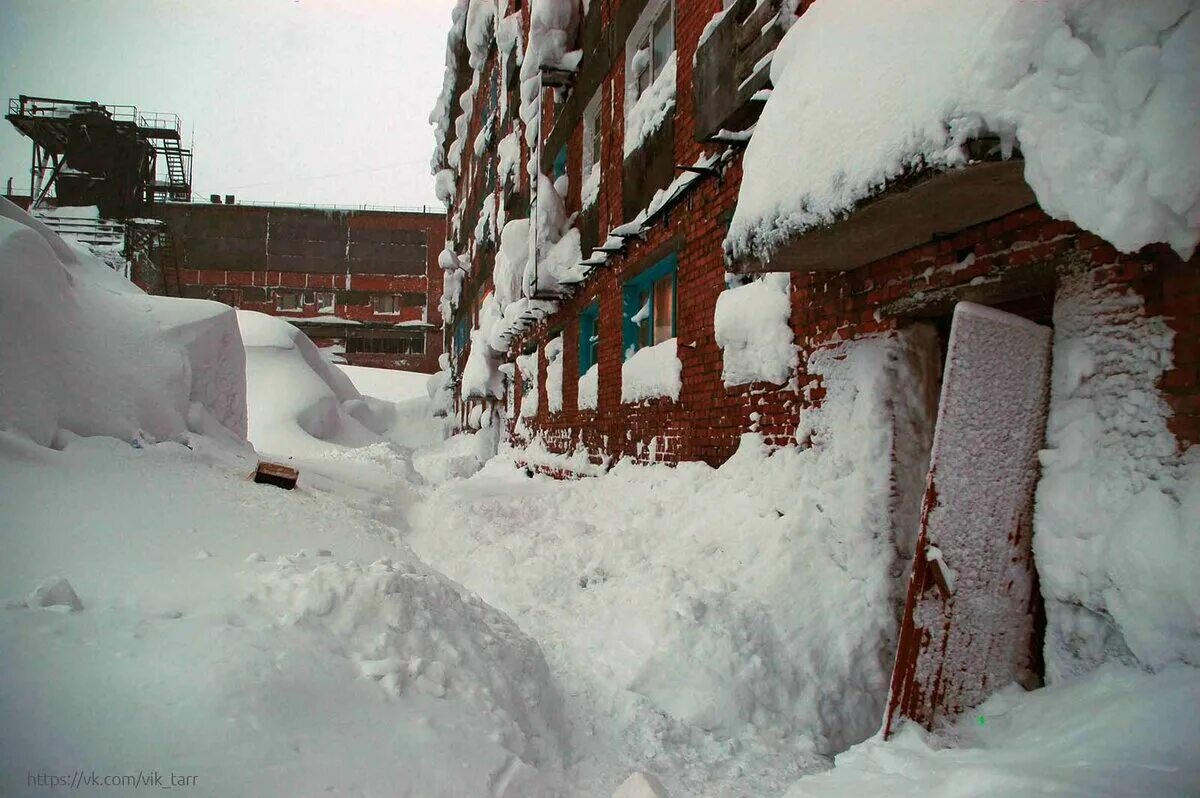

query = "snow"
[[729, 0, 1200, 264], [714, 273, 797, 386], [411, 329, 940, 793], [1033, 268, 1200, 678], [5, 184, 1198, 795], [517, 348, 540, 418], [578, 362, 599, 410], [0, 198, 247, 449], [620, 338, 681, 403], [0, 433, 565, 797], [785, 664, 1200, 797], [624, 52, 677, 157], [545, 334, 564, 413], [337, 365, 432, 403], [581, 160, 601, 209], [461, 295, 507, 401]]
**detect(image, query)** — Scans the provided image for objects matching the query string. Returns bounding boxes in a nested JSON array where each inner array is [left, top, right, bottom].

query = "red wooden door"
[[884, 302, 1052, 736]]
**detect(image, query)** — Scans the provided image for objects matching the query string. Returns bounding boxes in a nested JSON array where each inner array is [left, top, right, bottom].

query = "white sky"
[[0, 0, 457, 211]]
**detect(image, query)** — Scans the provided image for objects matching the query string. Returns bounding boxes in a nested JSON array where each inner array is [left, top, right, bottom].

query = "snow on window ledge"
[[581, 161, 601, 210], [714, 273, 797, 387], [578, 363, 598, 410], [624, 52, 677, 158], [621, 337, 681, 404]]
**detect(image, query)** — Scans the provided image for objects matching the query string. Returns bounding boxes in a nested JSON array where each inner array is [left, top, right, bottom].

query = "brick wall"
[[168, 204, 446, 374], [442, 0, 1199, 468]]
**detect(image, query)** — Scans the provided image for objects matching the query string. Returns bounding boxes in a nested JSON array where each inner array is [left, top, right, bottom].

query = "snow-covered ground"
[[2, 198, 1198, 796]]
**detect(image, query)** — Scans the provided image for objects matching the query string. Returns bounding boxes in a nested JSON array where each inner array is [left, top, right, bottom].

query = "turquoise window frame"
[[578, 301, 600, 376], [553, 145, 568, 180], [454, 315, 469, 358], [622, 253, 677, 360]]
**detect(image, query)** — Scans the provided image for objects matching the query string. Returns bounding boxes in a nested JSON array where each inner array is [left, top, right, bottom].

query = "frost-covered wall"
[[1035, 268, 1200, 680], [729, 0, 1200, 264]]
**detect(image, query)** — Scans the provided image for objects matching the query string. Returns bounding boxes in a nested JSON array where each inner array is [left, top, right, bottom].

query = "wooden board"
[[884, 301, 1051, 736]]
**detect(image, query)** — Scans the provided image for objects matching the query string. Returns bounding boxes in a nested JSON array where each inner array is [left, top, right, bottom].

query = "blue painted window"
[[454, 314, 469, 358], [553, 145, 568, 180], [578, 301, 600, 376], [622, 254, 677, 359]]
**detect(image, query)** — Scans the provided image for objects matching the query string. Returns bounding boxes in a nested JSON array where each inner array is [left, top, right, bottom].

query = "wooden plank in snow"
[[884, 301, 1051, 736]]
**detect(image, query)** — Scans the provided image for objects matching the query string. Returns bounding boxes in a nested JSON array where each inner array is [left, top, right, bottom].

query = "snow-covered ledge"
[[727, 0, 1200, 266], [621, 338, 681, 404]]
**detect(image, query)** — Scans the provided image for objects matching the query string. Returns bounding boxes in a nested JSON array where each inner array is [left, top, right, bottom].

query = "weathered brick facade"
[[160, 203, 446, 373], [439, 0, 1198, 469]]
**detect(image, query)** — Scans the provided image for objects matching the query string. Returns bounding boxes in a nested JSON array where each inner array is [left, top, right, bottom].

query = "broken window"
[[275, 290, 302, 312]]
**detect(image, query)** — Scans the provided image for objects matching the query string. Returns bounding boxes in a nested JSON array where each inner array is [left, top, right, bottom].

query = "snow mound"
[[409, 328, 942, 792], [239, 311, 399, 458], [0, 198, 247, 448], [729, 0, 1200, 263], [714, 273, 797, 386], [621, 338, 681, 403], [251, 555, 567, 768], [1034, 269, 1200, 678], [783, 664, 1200, 797]]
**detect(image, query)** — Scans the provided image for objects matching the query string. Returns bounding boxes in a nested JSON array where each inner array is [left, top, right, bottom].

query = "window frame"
[[314, 291, 335, 312], [622, 253, 677, 359], [581, 91, 602, 178], [625, 0, 674, 106], [275, 290, 302, 312], [578, 301, 600, 376]]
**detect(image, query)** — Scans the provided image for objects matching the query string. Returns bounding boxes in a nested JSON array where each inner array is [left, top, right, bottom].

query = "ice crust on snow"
[[729, 0, 1200, 263], [1034, 269, 1200, 678], [0, 199, 247, 448], [714, 273, 797, 386]]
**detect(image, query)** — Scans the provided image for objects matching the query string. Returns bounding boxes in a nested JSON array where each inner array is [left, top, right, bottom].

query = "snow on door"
[[884, 302, 1051, 736]]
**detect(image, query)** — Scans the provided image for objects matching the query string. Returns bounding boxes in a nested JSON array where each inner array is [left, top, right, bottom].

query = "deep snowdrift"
[[729, 0, 1200, 263], [409, 328, 942, 795], [0, 198, 246, 448]]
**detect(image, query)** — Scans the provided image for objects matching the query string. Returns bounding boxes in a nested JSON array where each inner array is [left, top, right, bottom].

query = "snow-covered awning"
[[726, 0, 1200, 271]]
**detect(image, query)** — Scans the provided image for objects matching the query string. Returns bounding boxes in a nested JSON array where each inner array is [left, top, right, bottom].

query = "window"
[[454, 314, 469, 358], [373, 293, 425, 314], [582, 92, 602, 178], [622, 254, 676, 358], [627, 0, 674, 105], [314, 291, 335, 313], [346, 333, 425, 356], [581, 92, 602, 209], [578, 301, 600, 375], [553, 144, 568, 180], [275, 290, 302, 312], [578, 302, 600, 411]]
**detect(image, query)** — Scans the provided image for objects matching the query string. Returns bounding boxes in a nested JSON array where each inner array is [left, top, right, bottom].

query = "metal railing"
[[184, 198, 447, 214], [8, 96, 181, 136]]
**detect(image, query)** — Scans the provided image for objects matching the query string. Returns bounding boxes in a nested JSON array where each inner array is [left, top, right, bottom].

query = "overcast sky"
[[0, 0, 456, 210]]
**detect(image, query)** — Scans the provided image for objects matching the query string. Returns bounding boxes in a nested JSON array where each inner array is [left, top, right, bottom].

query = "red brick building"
[[431, 0, 1197, 744], [433, 0, 1197, 464], [159, 202, 446, 373]]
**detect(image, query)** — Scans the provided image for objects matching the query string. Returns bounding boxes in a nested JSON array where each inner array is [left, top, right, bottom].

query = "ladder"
[[155, 229, 183, 296], [160, 138, 190, 201]]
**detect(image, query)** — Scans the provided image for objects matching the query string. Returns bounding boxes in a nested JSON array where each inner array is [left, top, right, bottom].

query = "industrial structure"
[[5, 93, 446, 371]]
